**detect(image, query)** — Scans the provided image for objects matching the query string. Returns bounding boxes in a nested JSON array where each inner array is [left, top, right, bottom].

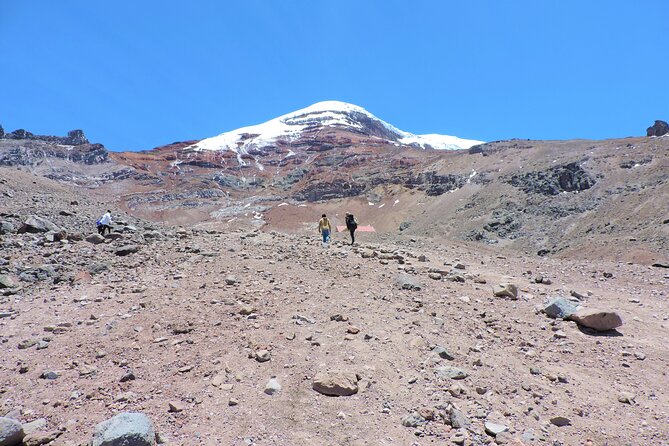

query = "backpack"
[[346, 215, 357, 229]]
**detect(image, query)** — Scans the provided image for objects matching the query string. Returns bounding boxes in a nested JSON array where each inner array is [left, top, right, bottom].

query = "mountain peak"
[[187, 102, 483, 165]]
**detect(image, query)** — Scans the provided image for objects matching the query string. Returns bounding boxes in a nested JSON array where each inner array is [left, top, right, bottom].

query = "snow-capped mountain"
[[186, 101, 483, 162]]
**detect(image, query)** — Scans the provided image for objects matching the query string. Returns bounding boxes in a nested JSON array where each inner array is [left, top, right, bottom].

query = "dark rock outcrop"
[[0, 127, 90, 145], [507, 162, 596, 196], [646, 120, 669, 137], [293, 179, 366, 202], [0, 142, 109, 167]]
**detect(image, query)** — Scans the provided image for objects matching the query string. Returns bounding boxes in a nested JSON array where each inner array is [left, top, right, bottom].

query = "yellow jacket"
[[318, 217, 332, 232]]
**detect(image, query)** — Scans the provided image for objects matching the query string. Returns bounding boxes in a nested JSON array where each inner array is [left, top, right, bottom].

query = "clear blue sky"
[[1, 1, 667, 151]]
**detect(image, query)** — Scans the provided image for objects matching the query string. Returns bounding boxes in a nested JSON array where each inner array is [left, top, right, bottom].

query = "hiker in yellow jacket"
[[318, 214, 332, 245]]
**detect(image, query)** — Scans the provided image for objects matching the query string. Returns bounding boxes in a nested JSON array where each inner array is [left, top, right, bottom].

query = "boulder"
[[646, 120, 669, 137], [85, 234, 106, 244], [115, 245, 140, 256], [67, 232, 84, 242], [0, 275, 16, 289], [396, 273, 422, 291], [312, 371, 359, 396], [18, 216, 59, 234], [493, 283, 518, 299], [44, 230, 67, 243], [0, 416, 25, 446], [0, 221, 14, 234], [435, 366, 468, 380], [544, 298, 578, 319], [91, 412, 155, 446], [568, 309, 623, 331]]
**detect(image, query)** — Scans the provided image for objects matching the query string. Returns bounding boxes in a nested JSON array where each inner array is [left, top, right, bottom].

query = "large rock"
[[0, 221, 14, 234], [86, 234, 106, 244], [0, 417, 25, 446], [91, 413, 155, 446], [44, 230, 67, 243], [396, 273, 422, 291], [115, 245, 140, 256], [312, 371, 359, 396], [568, 309, 623, 331], [646, 120, 669, 137], [0, 275, 16, 289], [544, 298, 578, 319], [435, 366, 468, 380], [493, 283, 518, 299], [18, 216, 59, 234]]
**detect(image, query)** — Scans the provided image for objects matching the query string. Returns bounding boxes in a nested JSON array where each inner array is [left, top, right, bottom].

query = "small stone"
[[114, 392, 137, 403], [401, 412, 426, 428], [255, 350, 271, 363], [168, 401, 184, 413], [634, 352, 646, 360], [549, 416, 571, 426], [78, 365, 98, 377], [449, 407, 470, 428], [264, 377, 282, 395], [228, 398, 239, 406], [40, 371, 59, 380], [435, 366, 468, 380], [225, 275, 237, 285], [493, 283, 518, 299], [347, 326, 360, 334], [485, 421, 509, 436], [618, 392, 636, 404], [18, 339, 38, 350], [120, 371, 136, 382], [432, 346, 455, 360]]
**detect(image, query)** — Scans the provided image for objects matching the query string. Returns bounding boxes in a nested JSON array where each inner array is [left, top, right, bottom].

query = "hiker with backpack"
[[318, 214, 332, 246], [97, 210, 113, 235], [345, 212, 358, 245]]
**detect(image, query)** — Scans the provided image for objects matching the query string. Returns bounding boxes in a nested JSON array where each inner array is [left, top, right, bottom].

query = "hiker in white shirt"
[[97, 210, 113, 235]]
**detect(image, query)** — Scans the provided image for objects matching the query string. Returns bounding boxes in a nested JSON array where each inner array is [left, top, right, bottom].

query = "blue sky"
[[0, 1, 667, 151]]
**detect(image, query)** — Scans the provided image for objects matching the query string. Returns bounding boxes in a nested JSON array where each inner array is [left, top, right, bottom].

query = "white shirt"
[[99, 212, 112, 225]]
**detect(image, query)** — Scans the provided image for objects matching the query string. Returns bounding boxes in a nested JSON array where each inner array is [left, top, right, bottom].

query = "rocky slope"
[[0, 113, 667, 267], [1, 168, 668, 445]]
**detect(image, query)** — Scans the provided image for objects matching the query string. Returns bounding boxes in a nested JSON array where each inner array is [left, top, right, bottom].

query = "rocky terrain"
[[1, 111, 668, 266], [1, 166, 669, 446], [0, 110, 668, 445]]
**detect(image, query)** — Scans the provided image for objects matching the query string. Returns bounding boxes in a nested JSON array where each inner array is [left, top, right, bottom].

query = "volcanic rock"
[[115, 245, 140, 256], [0, 417, 25, 446], [493, 283, 518, 299], [647, 120, 669, 137], [544, 298, 578, 319], [568, 309, 623, 331], [312, 371, 359, 396], [85, 234, 106, 244], [91, 412, 155, 446], [18, 216, 59, 233], [396, 273, 422, 291]]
